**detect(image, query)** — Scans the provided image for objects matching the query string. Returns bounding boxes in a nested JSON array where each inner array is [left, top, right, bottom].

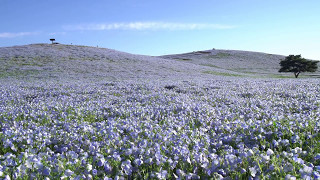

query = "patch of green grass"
[[0, 71, 16, 78], [195, 51, 211, 54], [20, 62, 44, 66], [0, 69, 40, 78], [174, 58, 192, 61], [239, 71, 258, 74], [268, 74, 296, 79], [206, 52, 232, 59], [201, 64, 220, 68], [203, 70, 245, 77], [68, 56, 77, 60], [230, 68, 259, 74], [33, 56, 54, 63], [4, 56, 51, 67], [113, 92, 122, 97]]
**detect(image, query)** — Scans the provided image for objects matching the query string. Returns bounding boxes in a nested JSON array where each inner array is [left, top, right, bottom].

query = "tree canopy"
[[279, 55, 318, 78]]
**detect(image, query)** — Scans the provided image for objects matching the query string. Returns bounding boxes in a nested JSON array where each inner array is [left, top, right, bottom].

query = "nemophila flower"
[[301, 175, 312, 180], [34, 161, 44, 170], [247, 149, 254, 156], [186, 173, 200, 180], [240, 168, 246, 174], [261, 154, 270, 163], [42, 166, 51, 176], [300, 165, 313, 176], [5, 157, 17, 167], [133, 158, 143, 166], [145, 157, 153, 164], [267, 149, 274, 156], [313, 171, 320, 179], [64, 169, 74, 177], [115, 175, 126, 180], [121, 160, 132, 175], [285, 174, 296, 180], [283, 163, 294, 173], [74, 175, 87, 180], [113, 153, 121, 161], [225, 154, 237, 166], [155, 170, 168, 179], [67, 150, 78, 159], [92, 169, 98, 175], [308, 163, 314, 168], [104, 162, 112, 173], [186, 156, 192, 164], [217, 169, 226, 176], [87, 164, 92, 172], [87, 174, 93, 180], [292, 147, 302, 154], [25, 158, 33, 169], [315, 154, 320, 161], [97, 158, 105, 167], [176, 169, 185, 177], [272, 139, 279, 148], [249, 166, 257, 177], [293, 156, 304, 164], [291, 135, 300, 143]]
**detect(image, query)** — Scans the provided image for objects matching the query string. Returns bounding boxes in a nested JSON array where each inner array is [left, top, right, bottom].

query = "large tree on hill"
[[279, 55, 318, 78]]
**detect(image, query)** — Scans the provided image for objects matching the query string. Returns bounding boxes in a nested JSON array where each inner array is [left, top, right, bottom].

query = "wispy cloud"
[[64, 22, 236, 31], [0, 32, 39, 38], [48, 32, 67, 36]]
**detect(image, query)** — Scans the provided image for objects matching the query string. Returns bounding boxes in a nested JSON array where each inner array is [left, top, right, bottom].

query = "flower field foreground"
[[0, 78, 320, 179]]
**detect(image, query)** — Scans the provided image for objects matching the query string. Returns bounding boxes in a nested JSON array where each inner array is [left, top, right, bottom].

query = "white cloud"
[[64, 22, 236, 31], [49, 32, 67, 36], [0, 32, 39, 38]]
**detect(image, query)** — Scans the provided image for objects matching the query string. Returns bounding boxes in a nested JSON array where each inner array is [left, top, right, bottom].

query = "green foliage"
[[201, 63, 220, 68], [174, 58, 192, 61], [279, 55, 318, 78], [205, 52, 231, 59], [203, 70, 244, 77]]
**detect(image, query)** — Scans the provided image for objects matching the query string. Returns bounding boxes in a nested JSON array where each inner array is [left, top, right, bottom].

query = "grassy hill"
[[0, 44, 319, 80], [0, 44, 211, 81], [161, 49, 320, 78]]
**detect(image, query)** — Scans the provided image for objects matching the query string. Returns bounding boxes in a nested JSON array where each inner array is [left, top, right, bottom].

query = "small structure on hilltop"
[[50, 38, 56, 44]]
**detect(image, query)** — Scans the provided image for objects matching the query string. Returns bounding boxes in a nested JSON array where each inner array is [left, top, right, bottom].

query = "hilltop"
[[0, 43, 319, 81]]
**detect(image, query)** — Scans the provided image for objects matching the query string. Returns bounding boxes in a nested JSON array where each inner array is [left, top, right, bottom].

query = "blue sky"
[[1, 0, 319, 59]]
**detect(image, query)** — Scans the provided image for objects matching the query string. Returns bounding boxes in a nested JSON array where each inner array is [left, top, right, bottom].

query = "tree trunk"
[[294, 72, 300, 78]]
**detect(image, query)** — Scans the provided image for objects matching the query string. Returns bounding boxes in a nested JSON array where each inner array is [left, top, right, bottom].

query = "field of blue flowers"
[[0, 78, 320, 179]]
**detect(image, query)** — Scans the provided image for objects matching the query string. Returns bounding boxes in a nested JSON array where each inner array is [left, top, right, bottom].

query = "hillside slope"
[[0, 44, 319, 81], [160, 49, 320, 77], [0, 44, 211, 81]]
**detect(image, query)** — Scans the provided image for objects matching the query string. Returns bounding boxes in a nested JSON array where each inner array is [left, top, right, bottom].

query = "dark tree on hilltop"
[[279, 55, 318, 78], [50, 39, 55, 44]]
